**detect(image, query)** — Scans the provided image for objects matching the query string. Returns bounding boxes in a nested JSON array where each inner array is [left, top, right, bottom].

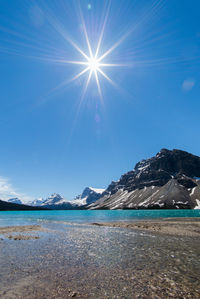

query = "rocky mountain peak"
[[81, 187, 94, 198], [81, 187, 105, 199], [49, 193, 63, 199], [150, 148, 200, 177], [89, 148, 200, 210], [96, 149, 200, 204], [42, 193, 65, 206]]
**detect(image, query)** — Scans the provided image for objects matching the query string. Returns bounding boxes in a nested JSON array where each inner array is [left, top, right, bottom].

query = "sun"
[[50, 3, 128, 99], [62, 31, 124, 99], [87, 56, 100, 72]]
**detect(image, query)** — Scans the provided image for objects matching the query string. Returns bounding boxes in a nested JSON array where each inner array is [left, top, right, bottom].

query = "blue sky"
[[0, 0, 200, 202]]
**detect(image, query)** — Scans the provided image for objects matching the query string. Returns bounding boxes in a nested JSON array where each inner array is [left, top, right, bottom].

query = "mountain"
[[71, 187, 105, 206], [28, 198, 44, 207], [29, 188, 105, 209], [41, 193, 67, 206], [0, 199, 47, 211], [7, 198, 22, 205], [28, 193, 69, 209], [89, 149, 200, 210]]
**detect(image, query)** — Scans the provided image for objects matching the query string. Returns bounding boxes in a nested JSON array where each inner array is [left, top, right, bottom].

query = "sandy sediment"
[[0, 225, 43, 233], [91, 218, 200, 237], [0, 225, 44, 240]]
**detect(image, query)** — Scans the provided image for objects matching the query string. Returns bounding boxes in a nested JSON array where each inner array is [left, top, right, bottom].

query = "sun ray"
[[99, 63, 129, 67], [98, 30, 130, 62], [85, 70, 92, 92], [45, 67, 90, 96], [95, 1, 111, 59], [94, 70, 102, 100], [78, 3, 93, 58], [48, 59, 89, 65], [97, 0, 163, 63], [67, 39, 89, 60], [81, 69, 93, 99], [97, 68, 117, 88], [45, 11, 90, 60], [71, 67, 90, 82]]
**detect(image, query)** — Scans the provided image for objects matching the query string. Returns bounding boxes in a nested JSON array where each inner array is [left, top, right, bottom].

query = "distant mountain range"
[[0, 187, 105, 211], [1, 148, 200, 210], [28, 187, 105, 209]]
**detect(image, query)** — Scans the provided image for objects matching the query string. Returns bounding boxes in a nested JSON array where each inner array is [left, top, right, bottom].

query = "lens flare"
[[87, 56, 100, 72], [55, 2, 129, 100]]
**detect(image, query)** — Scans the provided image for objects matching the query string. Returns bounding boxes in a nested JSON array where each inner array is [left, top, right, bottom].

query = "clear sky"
[[0, 0, 200, 202]]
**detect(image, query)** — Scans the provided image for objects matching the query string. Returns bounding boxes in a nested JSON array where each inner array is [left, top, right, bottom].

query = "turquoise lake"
[[0, 209, 200, 226]]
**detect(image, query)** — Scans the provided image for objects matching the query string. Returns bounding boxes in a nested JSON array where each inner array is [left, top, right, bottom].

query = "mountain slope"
[[0, 199, 47, 211], [89, 149, 200, 209], [7, 198, 22, 205]]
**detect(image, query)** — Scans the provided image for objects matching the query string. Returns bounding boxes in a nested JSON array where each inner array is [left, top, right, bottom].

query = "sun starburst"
[[42, 2, 131, 101], [53, 3, 128, 100], [63, 37, 124, 99], [87, 56, 100, 72]]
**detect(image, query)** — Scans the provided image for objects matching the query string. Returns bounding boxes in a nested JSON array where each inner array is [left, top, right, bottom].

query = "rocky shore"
[[2, 219, 200, 239], [0, 220, 200, 298], [0, 225, 45, 240], [0, 225, 43, 234], [91, 217, 200, 237]]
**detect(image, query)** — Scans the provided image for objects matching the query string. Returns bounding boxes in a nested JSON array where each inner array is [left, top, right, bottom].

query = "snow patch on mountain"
[[194, 199, 200, 209], [28, 198, 44, 207], [7, 198, 22, 205], [88, 187, 105, 194], [70, 187, 106, 206], [41, 193, 68, 206], [89, 149, 200, 210]]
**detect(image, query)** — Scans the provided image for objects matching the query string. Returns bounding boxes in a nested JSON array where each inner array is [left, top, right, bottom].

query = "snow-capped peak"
[[28, 194, 68, 207], [7, 198, 22, 205], [88, 187, 105, 194], [28, 198, 44, 207], [41, 193, 68, 206]]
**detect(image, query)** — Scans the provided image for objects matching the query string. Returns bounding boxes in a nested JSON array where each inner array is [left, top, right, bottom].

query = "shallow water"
[[0, 222, 200, 298], [0, 209, 200, 227]]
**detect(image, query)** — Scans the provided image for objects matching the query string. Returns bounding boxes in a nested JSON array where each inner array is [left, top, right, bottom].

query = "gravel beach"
[[0, 219, 200, 298], [91, 217, 200, 237]]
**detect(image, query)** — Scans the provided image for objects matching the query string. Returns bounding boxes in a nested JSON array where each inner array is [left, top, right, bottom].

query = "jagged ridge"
[[89, 149, 200, 210]]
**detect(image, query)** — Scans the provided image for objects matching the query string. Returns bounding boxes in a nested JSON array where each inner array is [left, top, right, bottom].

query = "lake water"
[[0, 209, 200, 226], [1, 209, 200, 298]]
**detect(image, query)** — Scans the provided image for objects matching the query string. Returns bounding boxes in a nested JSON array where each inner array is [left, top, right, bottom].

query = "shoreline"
[[91, 218, 200, 237], [0, 218, 200, 238]]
